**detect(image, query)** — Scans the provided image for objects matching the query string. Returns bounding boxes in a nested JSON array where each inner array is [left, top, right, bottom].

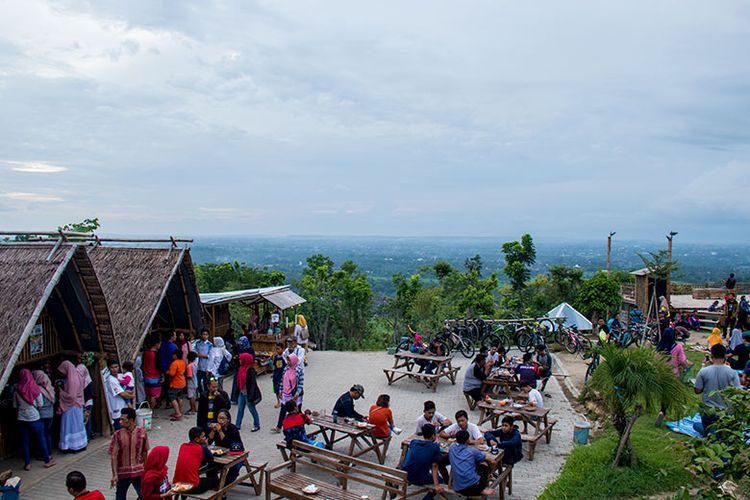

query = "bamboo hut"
[[0, 244, 117, 457], [86, 246, 203, 362]]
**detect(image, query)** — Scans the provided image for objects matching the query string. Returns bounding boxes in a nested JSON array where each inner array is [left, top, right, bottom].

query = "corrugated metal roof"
[[262, 288, 306, 309], [200, 285, 305, 309]]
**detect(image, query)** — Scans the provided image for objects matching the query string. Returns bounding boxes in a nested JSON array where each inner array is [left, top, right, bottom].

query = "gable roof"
[[200, 285, 305, 309], [86, 246, 202, 361]]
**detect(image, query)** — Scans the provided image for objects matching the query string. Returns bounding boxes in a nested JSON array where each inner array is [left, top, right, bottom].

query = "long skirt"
[[59, 407, 88, 451]]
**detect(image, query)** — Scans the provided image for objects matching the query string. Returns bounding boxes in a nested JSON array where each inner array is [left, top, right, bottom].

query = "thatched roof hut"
[[0, 244, 116, 390], [86, 246, 203, 362]]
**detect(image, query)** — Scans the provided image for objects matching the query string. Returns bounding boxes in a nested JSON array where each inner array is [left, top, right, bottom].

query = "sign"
[[271, 313, 280, 324], [29, 324, 44, 356]]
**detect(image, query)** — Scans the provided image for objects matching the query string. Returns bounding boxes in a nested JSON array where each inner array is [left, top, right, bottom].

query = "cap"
[[351, 384, 365, 397]]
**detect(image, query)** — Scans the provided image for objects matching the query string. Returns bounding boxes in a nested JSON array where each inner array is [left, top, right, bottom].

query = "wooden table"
[[476, 397, 528, 427], [481, 367, 523, 397], [383, 352, 461, 392], [309, 414, 391, 464], [184, 448, 266, 499], [398, 434, 505, 478], [492, 405, 551, 435]]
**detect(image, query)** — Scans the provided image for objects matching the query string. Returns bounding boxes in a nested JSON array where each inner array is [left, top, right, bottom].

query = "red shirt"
[[173, 443, 210, 487], [143, 350, 160, 379], [368, 405, 393, 438], [282, 412, 311, 430], [75, 492, 105, 500]]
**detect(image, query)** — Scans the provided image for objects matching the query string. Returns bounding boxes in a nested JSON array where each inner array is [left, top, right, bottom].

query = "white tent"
[[547, 302, 593, 331]]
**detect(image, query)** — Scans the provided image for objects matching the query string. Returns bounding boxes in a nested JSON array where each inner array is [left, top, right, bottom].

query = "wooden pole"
[[607, 231, 616, 274]]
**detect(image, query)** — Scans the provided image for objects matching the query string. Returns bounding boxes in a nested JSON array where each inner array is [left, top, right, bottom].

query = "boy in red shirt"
[[173, 427, 218, 494], [66, 471, 105, 500], [168, 350, 187, 421]]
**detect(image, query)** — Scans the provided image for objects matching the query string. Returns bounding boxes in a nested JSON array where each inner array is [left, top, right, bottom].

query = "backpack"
[[300, 326, 309, 341], [217, 355, 229, 376]]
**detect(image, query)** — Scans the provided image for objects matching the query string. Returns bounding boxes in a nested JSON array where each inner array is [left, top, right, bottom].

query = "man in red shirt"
[[65, 471, 105, 500], [173, 427, 218, 494], [109, 407, 149, 500]]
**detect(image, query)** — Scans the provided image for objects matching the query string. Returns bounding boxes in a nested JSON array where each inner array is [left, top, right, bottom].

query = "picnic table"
[[308, 414, 391, 464], [489, 405, 557, 461], [182, 448, 266, 499], [398, 434, 513, 499], [481, 369, 523, 397], [383, 351, 461, 392]]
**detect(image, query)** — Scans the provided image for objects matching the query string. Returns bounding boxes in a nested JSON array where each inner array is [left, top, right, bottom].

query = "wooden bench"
[[521, 419, 557, 461], [184, 457, 267, 499], [408, 464, 512, 499], [265, 440, 409, 500]]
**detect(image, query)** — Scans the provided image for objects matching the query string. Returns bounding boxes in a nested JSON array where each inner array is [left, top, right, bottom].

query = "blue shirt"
[[448, 444, 485, 491], [399, 440, 443, 486], [159, 341, 178, 372], [194, 340, 213, 371]]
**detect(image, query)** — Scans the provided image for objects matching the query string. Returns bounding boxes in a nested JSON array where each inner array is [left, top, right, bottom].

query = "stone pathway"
[[8, 351, 582, 499]]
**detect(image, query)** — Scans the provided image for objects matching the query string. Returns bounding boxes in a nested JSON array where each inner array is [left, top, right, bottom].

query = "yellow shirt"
[[707, 328, 723, 347]]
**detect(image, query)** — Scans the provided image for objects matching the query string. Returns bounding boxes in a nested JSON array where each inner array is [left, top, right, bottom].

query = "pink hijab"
[[282, 354, 298, 396], [32, 370, 55, 402], [17, 368, 41, 405], [58, 360, 84, 412]]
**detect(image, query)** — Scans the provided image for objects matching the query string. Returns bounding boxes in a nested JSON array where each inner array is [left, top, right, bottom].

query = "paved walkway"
[[8, 351, 581, 499]]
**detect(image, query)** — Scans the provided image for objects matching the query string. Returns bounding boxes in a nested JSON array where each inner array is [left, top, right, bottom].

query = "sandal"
[[44, 459, 56, 468], [23, 464, 31, 471]]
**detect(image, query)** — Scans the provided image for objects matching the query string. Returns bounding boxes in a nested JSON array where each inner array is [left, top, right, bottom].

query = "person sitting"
[[462, 354, 490, 407], [173, 427, 217, 495], [416, 400, 452, 435], [514, 353, 539, 387], [521, 381, 544, 408], [423, 337, 446, 374], [439, 410, 484, 445], [486, 344, 502, 366], [707, 327, 723, 349], [674, 325, 691, 341], [66, 471, 105, 500], [281, 401, 324, 449], [707, 300, 721, 312], [728, 332, 750, 370], [207, 410, 243, 484], [333, 384, 366, 421], [398, 424, 446, 499], [140, 446, 171, 500], [687, 310, 701, 330], [483, 416, 523, 465], [448, 430, 495, 497], [534, 344, 552, 391], [369, 394, 397, 439], [196, 378, 230, 432]]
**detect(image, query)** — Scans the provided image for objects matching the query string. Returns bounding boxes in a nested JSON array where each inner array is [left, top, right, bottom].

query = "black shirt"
[[333, 392, 364, 421], [729, 343, 750, 370], [208, 423, 244, 451]]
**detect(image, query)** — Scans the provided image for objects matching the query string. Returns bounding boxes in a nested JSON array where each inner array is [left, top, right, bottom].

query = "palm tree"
[[588, 343, 692, 467]]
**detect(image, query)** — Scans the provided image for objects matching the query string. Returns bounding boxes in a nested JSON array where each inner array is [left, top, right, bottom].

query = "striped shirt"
[[109, 426, 149, 479]]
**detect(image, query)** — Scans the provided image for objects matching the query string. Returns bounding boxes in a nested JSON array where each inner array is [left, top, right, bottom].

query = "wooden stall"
[[201, 286, 306, 374], [0, 244, 118, 458]]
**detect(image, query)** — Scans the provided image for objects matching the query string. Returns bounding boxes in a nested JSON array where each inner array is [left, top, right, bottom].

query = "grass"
[[539, 417, 695, 500]]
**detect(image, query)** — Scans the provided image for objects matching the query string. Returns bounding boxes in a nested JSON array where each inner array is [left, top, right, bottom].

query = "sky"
[[1, 0, 749, 242]]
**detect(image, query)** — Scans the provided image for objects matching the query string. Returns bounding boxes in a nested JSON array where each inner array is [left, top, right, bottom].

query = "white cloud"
[[1, 191, 64, 202], [1, 160, 68, 173]]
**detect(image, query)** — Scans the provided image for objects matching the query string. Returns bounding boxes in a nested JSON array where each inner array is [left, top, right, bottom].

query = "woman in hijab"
[[657, 328, 690, 377], [271, 353, 299, 433], [58, 360, 88, 452], [295, 315, 309, 362], [14, 368, 55, 470], [235, 353, 261, 431], [32, 370, 56, 456], [207, 337, 232, 392], [729, 327, 744, 351], [76, 363, 94, 441], [230, 335, 255, 404], [140, 446, 171, 500], [707, 327, 723, 348]]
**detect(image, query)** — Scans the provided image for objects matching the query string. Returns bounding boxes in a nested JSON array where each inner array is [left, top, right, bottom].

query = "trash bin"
[[573, 421, 591, 445]]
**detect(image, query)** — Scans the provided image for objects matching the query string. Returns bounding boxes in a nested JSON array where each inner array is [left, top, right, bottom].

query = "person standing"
[[235, 353, 262, 431], [294, 314, 310, 364], [282, 337, 306, 368], [158, 332, 178, 408], [694, 344, 741, 435], [168, 349, 187, 421], [14, 368, 56, 470], [725, 273, 737, 290], [142, 337, 162, 410], [33, 369, 56, 457], [271, 354, 302, 433], [57, 360, 88, 452], [106, 360, 135, 430], [77, 363, 94, 440], [723, 294, 738, 338], [271, 342, 286, 409], [207, 337, 232, 392], [109, 407, 149, 500], [195, 329, 213, 396]]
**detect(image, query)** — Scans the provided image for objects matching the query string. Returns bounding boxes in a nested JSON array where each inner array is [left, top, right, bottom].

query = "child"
[[185, 351, 198, 416], [118, 361, 136, 409], [272, 342, 286, 409], [486, 344, 501, 366], [483, 416, 523, 465], [281, 401, 324, 449], [167, 350, 187, 421]]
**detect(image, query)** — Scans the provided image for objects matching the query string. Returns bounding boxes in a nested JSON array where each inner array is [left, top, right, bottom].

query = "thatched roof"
[[0, 244, 116, 389], [86, 246, 202, 362]]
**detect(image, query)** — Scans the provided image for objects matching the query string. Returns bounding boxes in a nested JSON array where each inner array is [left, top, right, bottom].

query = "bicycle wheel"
[[441, 336, 455, 355], [585, 359, 597, 384], [564, 335, 578, 354], [458, 339, 475, 359], [497, 334, 511, 354], [554, 327, 568, 346], [396, 338, 411, 352], [578, 337, 593, 358], [517, 332, 533, 353], [538, 319, 556, 341]]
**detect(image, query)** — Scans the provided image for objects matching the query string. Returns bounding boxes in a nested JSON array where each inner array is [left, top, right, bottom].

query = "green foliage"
[[680, 388, 750, 498], [575, 271, 622, 319], [298, 254, 373, 350], [588, 344, 693, 466], [501, 234, 536, 292], [59, 217, 100, 233], [195, 261, 285, 292], [638, 249, 680, 281], [539, 417, 694, 499], [433, 261, 454, 281]]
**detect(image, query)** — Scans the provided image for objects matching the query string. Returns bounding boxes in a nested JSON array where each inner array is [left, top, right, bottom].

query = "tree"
[[547, 265, 584, 305], [464, 255, 483, 275], [637, 250, 680, 282], [502, 234, 536, 292], [575, 271, 621, 319], [195, 261, 285, 292], [387, 273, 423, 339], [59, 218, 100, 233], [588, 344, 691, 467], [433, 261, 454, 281]]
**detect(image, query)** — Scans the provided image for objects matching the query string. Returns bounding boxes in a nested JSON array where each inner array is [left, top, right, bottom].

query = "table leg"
[[348, 436, 358, 456]]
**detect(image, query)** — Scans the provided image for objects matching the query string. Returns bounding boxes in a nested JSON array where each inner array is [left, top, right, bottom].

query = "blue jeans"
[[116, 477, 141, 500], [40, 417, 53, 456], [20, 419, 51, 465], [236, 393, 260, 429]]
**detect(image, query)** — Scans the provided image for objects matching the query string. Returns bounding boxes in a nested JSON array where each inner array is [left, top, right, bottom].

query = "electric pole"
[[607, 231, 616, 274], [666, 231, 678, 299]]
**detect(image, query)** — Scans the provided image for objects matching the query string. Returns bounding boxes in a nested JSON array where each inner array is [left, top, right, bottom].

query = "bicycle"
[[561, 326, 592, 357], [584, 351, 600, 384], [439, 322, 476, 358], [516, 324, 547, 353]]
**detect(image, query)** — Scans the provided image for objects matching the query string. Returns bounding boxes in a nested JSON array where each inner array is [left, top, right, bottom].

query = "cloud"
[[1, 160, 68, 173], [1, 191, 64, 202]]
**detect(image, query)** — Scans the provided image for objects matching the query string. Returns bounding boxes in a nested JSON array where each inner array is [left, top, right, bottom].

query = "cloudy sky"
[[1, 0, 749, 242]]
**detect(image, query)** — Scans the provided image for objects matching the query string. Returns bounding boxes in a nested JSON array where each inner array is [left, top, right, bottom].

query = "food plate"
[[209, 446, 227, 456], [478, 444, 489, 451], [172, 482, 193, 493], [302, 484, 320, 494], [355, 421, 368, 428]]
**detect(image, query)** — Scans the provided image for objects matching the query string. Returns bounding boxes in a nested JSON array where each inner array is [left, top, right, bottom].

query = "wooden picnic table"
[[476, 397, 528, 427], [383, 351, 461, 392], [309, 414, 391, 464], [398, 434, 505, 477], [492, 405, 551, 435], [481, 369, 523, 396], [184, 448, 266, 499]]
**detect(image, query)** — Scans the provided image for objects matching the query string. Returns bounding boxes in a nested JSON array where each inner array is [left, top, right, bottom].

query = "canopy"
[[546, 302, 593, 331], [200, 285, 305, 310]]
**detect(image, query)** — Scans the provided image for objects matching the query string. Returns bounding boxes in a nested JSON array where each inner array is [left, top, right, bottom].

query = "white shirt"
[[283, 345, 306, 366], [442, 422, 483, 441], [106, 375, 127, 419], [528, 388, 544, 408], [415, 412, 447, 434], [487, 352, 501, 365], [294, 324, 309, 346], [13, 392, 43, 422]]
